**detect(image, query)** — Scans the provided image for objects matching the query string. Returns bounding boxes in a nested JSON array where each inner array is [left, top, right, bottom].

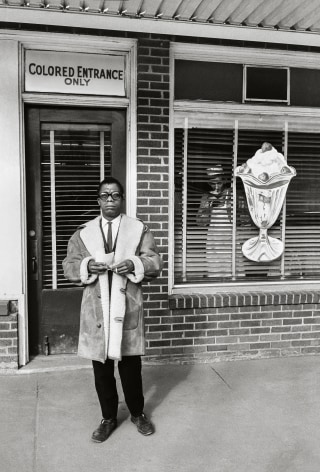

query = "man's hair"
[[97, 176, 124, 196]]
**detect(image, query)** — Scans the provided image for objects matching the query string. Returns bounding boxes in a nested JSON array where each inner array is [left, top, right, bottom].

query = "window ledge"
[[168, 289, 320, 310]]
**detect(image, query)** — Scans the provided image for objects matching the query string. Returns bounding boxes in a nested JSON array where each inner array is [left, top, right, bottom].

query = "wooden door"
[[25, 106, 126, 355]]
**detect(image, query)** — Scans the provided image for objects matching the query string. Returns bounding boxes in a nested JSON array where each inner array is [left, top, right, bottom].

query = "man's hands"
[[111, 259, 134, 275], [88, 260, 108, 274], [88, 259, 134, 275]]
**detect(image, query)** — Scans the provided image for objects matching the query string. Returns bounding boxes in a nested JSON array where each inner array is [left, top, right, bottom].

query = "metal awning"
[[2, 0, 320, 47], [2, 0, 320, 32]]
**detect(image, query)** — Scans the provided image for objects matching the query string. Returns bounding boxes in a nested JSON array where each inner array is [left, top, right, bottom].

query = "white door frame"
[[0, 29, 137, 365]]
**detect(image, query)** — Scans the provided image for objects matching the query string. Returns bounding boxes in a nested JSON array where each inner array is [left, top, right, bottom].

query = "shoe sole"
[[91, 437, 105, 443], [138, 429, 154, 436]]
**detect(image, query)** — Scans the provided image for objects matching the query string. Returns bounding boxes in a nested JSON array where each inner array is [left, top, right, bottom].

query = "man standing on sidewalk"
[[63, 176, 162, 443]]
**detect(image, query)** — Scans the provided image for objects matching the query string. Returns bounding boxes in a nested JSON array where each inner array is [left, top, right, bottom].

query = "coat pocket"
[[123, 282, 142, 330]]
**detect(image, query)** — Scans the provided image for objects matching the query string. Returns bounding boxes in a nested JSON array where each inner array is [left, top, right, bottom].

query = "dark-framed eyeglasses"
[[98, 191, 123, 202]]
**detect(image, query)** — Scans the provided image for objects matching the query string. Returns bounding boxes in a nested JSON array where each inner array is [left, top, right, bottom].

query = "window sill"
[[171, 280, 320, 294], [168, 287, 320, 310]]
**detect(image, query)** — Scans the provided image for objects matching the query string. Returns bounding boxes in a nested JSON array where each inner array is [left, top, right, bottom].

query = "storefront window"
[[174, 122, 320, 284]]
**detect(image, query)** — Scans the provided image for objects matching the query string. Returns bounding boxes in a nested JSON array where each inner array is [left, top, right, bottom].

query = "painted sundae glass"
[[235, 142, 296, 262]]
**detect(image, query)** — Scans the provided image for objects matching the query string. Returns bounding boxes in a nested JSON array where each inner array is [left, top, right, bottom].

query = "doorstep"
[[17, 354, 92, 374]]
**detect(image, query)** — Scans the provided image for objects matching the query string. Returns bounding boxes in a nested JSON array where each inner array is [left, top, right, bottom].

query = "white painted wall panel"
[[0, 40, 23, 297]]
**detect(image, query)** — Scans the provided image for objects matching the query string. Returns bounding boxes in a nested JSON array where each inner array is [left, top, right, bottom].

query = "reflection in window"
[[174, 126, 320, 284]]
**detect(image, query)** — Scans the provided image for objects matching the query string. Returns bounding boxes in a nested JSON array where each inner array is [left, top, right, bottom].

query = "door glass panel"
[[41, 124, 111, 289]]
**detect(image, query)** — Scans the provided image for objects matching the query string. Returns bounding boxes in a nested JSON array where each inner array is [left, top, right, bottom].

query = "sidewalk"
[[1, 355, 320, 472]]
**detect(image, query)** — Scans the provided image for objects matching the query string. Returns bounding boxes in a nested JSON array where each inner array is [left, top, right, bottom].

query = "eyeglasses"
[[98, 191, 123, 202]]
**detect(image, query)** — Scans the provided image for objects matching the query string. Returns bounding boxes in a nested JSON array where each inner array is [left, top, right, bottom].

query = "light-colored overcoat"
[[62, 214, 162, 362]]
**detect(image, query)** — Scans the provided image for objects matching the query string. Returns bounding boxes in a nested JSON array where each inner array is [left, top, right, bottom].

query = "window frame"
[[169, 42, 320, 294], [243, 65, 290, 104]]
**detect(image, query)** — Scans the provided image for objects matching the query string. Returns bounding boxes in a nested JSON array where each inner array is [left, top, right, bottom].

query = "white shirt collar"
[[101, 213, 122, 228], [101, 214, 122, 242]]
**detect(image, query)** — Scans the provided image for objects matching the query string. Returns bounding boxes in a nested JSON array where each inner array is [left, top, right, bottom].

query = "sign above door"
[[24, 50, 126, 96]]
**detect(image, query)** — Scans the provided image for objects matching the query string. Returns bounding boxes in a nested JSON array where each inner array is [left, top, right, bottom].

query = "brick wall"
[[142, 291, 320, 362], [0, 301, 18, 369], [136, 34, 170, 356], [135, 34, 320, 364]]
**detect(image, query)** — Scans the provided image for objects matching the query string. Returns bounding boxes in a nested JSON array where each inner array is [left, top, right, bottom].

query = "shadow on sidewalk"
[[142, 364, 193, 417], [115, 364, 193, 424]]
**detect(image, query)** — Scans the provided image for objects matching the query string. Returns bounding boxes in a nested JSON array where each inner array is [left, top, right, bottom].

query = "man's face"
[[98, 182, 123, 220], [209, 178, 224, 196]]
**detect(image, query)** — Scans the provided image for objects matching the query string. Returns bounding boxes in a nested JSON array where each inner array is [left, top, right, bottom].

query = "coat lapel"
[[79, 216, 105, 256], [108, 215, 144, 359]]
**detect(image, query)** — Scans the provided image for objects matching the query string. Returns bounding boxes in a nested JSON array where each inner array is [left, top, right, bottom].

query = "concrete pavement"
[[1, 355, 320, 472]]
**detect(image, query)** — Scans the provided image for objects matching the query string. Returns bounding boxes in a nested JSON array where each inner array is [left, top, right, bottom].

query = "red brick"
[[162, 332, 183, 339], [0, 331, 18, 338], [195, 322, 218, 330], [229, 328, 250, 336], [260, 335, 280, 342], [302, 331, 320, 338], [272, 327, 291, 333], [283, 319, 302, 325], [251, 327, 270, 334], [207, 329, 228, 337], [207, 345, 228, 351], [250, 342, 271, 349], [194, 337, 216, 345], [218, 321, 240, 329], [281, 333, 301, 340], [0, 323, 11, 330]]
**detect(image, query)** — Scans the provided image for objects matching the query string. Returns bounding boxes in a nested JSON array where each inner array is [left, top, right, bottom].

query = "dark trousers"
[[92, 356, 144, 420]]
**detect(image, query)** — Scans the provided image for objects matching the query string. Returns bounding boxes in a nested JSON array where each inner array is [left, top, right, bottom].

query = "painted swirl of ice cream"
[[238, 142, 292, 182]]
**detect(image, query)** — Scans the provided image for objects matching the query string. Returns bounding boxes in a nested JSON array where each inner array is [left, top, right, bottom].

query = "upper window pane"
[[245, 66, 288, 103], [291, 68, 320, 107], [174, 60, 243, 101]]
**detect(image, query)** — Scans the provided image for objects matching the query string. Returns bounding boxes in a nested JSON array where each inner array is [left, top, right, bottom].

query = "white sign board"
[[25, 50, 126, 96]]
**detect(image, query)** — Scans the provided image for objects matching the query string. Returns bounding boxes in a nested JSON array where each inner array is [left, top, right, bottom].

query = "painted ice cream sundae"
[[235, 142, 296, 262]]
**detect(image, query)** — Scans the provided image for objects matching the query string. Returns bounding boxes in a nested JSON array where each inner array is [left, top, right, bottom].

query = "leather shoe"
[[91, 418, 117, 443], [131, 413, 154, 436]]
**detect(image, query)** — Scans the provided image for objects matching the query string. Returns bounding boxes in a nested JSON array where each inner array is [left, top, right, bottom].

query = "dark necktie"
[[106, 221, 113, 293], [107, 221, 112, 253]]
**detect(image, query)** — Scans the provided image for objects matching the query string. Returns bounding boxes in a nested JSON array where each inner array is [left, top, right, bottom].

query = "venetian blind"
[[174, 125, 320, 285], [284, 132, 320, 277], [41, 124, 111, 289]]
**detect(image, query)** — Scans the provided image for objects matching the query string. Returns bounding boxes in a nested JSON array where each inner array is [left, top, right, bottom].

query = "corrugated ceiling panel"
[[82, 0, 104, 12], [2, 0, 320, 34], [308, 17, 320, 33], [157, 0, 184, 20], [121, 0, 143, 16], [65, 0, 83, 11], [44, 0, 63, 10], [261, 0, 303, 28], [139, 0, 162, 18], [277, 1, 320, 29], [192, 0, 222, 22], [174, 0, 203, 21], [210, 0, 245, 24], [245, 0, 283, 26], [228, 0, 265, 25], [103, 0, 122, 14], [293, 5, 320, 31]]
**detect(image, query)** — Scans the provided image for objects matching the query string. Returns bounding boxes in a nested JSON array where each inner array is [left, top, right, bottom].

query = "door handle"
[[32, 256, 37, 274], [29, 233, 39, 281]]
